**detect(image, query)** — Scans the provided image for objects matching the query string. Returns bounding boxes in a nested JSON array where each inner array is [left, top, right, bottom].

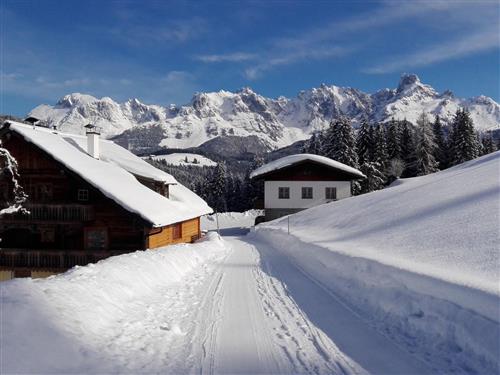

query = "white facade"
[[264, 180, 351, 209]]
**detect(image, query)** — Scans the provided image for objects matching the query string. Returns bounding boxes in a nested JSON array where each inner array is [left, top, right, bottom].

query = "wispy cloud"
[[198, 0, 499, 79], [195, 52, 257, 63], [365, 26, 500, 74], [244, 46, 351, 80]]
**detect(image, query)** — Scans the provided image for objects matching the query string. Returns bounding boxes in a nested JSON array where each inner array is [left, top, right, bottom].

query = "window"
[[278, 187, 290, 199], [77, 189, 89, 201], [172, 223, 182, 240], [302, 187, 313, 199], [325, 187, 337, 200], [85, 228, 108, 250]]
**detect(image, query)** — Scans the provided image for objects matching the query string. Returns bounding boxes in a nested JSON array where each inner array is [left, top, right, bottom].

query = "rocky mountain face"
[[29, 74, 500, 152]]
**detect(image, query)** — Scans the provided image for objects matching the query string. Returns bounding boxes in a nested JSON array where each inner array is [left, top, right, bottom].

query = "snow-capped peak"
[[56, 93, 97, 108], [28, 75, 500, 151], [396, 73, 438, 98]]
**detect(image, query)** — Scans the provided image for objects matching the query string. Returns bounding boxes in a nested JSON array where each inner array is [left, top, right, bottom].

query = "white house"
[[250, 154, 366, 221]]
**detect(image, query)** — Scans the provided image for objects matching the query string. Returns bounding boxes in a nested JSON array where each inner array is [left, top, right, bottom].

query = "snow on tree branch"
[[0, 142, 27, 216]]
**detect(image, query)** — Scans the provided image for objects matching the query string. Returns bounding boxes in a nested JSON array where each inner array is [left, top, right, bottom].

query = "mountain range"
[[29, 74, 500, 152]]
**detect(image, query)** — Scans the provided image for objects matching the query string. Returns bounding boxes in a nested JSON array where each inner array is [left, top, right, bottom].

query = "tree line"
[[303, 109, 498, 194], [148, 158, 264, 213], [150, 108, 497, 212]]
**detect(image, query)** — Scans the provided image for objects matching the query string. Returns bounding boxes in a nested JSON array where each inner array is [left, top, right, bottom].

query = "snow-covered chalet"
[[0, 120, 212, 279], [250, 154, 365, 221]]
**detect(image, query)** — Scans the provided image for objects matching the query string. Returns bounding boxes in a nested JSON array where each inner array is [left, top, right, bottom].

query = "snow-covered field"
[[254, 151, 500, 374], [1, 155, 498, 374], [145, 153, 217, 167]]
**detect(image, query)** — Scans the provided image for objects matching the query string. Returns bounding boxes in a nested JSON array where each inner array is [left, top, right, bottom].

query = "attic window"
[[77, 189, 89, 201]]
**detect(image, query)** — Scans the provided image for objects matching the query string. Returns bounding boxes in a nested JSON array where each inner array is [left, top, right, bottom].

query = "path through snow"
[[2, 234, 434, 374], [188, 236, 432, 374]]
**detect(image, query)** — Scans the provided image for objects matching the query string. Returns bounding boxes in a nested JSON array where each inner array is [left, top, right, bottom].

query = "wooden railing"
[[11, 204, 95, 222], [0, 249, 125, 269]]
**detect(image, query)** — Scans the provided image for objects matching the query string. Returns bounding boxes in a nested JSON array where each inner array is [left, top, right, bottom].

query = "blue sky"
[[1, 0, 499, 116]]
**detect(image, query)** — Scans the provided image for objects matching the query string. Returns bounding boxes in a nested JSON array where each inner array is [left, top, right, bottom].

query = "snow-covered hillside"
[[255, 151, 500, 374], [29, 74, 500, 150], [145, 153, 217, 167]]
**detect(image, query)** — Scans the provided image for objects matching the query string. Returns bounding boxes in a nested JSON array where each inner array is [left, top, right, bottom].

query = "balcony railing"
[[10, 204, 95, 222], [0, 249, 125, 269]]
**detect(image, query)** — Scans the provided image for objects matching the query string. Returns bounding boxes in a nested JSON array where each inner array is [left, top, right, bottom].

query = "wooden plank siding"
[[145, 217, 201, 249]]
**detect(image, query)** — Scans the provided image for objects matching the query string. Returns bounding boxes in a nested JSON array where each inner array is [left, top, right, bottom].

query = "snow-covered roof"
[[250, 154, 366, 179], [3, 121, 212, 227]]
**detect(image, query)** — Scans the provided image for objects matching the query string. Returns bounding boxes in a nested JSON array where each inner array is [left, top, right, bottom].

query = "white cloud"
[[196, 52, 257, 63], [244, 46, 351, 80], [365, 27, 500, 74]]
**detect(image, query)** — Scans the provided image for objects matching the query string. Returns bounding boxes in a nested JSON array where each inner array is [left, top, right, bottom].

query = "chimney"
[[84, 124, 100, 159]]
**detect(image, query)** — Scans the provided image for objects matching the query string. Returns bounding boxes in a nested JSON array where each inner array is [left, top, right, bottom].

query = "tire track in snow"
[[203, 236, 366, 375]]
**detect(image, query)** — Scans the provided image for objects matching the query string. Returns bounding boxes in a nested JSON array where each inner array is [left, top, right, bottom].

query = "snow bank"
[[254, 152, 500, 374], [252, 230, 499, 374], [260, 152, 500, 296], [0, 233, 227, 374]]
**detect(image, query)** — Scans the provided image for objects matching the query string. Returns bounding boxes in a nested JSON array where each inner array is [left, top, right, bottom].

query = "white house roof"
[[250, 153, 366, 179], [4, 121, 212, 227]]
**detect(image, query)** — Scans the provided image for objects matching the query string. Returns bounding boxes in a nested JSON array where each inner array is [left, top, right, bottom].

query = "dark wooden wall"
[[0, 132, 145, 251]]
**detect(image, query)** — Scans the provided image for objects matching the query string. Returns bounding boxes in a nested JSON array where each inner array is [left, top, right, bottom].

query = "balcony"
[[9, 203, 95, 222]]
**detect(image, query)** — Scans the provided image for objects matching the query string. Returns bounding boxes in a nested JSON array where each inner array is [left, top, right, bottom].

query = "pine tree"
[[432, 115, 448, 169], [400, 120, 417, 177], [303, 131, 323, 155], [207, 162, 227, 212], [323, 117, 360, 194], [414, 112, 439, 176], [359, 161, 386, 194], [372, 123, 389, 169], [386, 118, 402, 160], [323, 117, 358, 168], [244, 155, 265, 209], [356, 119, 372, 165], [481, 134, 496, 155], [449, 109, 480, 165]]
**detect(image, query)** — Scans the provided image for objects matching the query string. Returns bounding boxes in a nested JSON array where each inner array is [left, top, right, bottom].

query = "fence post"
[[287, 215, 290, 235]]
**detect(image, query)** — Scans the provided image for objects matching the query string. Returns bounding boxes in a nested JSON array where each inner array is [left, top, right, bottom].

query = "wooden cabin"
[[0, 121, 212, 280], [250, 154, 365, 221]]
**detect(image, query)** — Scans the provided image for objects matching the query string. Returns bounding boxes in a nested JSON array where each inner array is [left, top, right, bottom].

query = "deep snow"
[[258, 151, 500, 296], [1, 154, 498, 374], [254, 151, 500, 374], [1, 233, 228, 373]]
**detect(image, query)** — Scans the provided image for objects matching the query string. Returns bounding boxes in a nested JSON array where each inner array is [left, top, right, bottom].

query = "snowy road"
[[187, 235, 432, 375], [2, 233, 434, 374]]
